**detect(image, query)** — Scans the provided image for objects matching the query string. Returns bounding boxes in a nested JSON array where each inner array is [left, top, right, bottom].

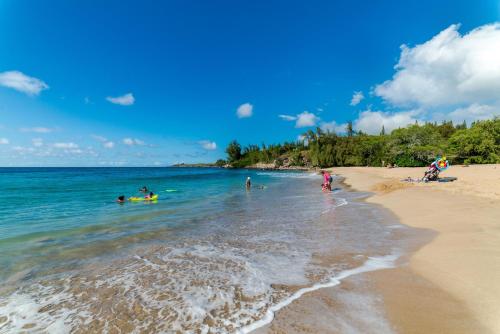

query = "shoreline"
[[170, 163, 312, 171], [254, 165, 499, 333], [1, 166, 498, 332]]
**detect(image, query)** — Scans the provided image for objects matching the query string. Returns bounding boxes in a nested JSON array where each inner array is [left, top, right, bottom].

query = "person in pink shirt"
[[321, 170, 332, 191]]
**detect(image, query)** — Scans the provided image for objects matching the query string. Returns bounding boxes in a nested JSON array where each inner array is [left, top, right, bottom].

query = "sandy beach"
[[255, 164, 500, 333]]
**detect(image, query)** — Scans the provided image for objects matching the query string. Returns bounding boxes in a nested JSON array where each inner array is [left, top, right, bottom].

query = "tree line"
[[218, 118, 499, 168]]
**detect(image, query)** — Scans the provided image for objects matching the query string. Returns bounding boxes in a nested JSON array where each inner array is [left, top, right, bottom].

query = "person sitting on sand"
[[423, 156, 448, 182], [246, 177, 251, 189], [117, 195, 125, 203]]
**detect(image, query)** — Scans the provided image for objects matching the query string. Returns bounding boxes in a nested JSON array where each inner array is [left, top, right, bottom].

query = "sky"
[[1, 0, 499, 166]]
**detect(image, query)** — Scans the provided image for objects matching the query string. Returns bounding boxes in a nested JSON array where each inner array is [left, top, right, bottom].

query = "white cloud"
[[278, 114, 297, 121], [320, 121, 348, 134], [7, 142, 101, 160], [312, 23, 500, 136], [92, 135, 115, 149], [103, 141, 115, 148], [447, 103, 500, 124], [353, 109, 422, 134], [32, 138, 43, 147], [236, 103, 253, 118], [0, 138, 9, 144], [123, 138, 145, 146], [12, 146, 36, 155], [91, 135, 107, 142], [20, 127, 53, 133], [198, 140, 217, 150], [279, 111, 320, 128], [295, 111, 319, 128], [106, 93, 135, 106], [0, 71, 49, 96], [53, 142, 78, 149], [133, 139, 144, 146], [98, 160, 127, 166], [350, 91, 364, 106], [322, 104, 497, 137], [375, 23, 500, 107]]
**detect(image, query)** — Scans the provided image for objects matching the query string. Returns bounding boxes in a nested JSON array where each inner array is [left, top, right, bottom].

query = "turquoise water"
[[0, 167, 409, 333], [0, 167, 287, 280]]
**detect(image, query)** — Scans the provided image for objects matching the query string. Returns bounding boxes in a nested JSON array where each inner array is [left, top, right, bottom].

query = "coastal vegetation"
[[223, 118, 500, 168]]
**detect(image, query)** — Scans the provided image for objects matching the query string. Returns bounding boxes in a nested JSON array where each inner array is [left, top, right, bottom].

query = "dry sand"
[[254, 164, 500, 333]]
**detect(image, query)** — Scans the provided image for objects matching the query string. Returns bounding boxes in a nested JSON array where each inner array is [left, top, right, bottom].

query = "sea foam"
[[237, 254, 399, 333]]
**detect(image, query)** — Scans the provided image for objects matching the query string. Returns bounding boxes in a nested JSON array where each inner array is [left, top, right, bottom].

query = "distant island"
[[171, 162, 220, 168]]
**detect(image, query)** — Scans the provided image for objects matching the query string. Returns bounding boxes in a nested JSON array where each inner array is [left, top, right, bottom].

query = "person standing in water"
[[246, 176, 251, 189], [321, 170, 332, 191]]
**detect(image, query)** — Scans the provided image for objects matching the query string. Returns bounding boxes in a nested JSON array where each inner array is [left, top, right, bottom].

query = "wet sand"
[[255, 164, 499, 333]]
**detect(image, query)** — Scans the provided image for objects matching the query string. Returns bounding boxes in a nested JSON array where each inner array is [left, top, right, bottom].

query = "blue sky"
[[1, 0, 499, 166]]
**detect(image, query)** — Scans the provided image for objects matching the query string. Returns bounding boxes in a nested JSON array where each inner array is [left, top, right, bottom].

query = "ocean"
[[0, 167, 412, 333]]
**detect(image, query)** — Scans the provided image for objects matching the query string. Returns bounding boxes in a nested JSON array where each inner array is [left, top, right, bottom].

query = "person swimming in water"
[[116, 195, 125, 203], [140, 186, 148, 193], [246, 176, 251, 189], [145, 191, 154, 199]]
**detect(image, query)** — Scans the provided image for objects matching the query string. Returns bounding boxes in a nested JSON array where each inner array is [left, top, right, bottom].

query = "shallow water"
[[0, 168, 413, 333]]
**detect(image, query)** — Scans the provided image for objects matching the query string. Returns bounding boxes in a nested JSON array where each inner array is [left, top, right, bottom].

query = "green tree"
[[346, 121, 354, 137], [225, 140, 242, 163], [448, 119, 500, 164], [437, 121, 456, 139], [388, 124, 443, 166], [380, 125, 386, 136], [455, 120, 467, 130], [222, 118, 498, 168], [215, 159, 227, 167]]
